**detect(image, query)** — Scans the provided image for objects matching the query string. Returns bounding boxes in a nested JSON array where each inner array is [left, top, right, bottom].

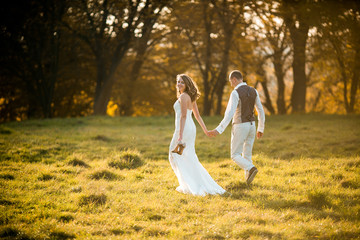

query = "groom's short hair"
[[229, 70, 243, 81]]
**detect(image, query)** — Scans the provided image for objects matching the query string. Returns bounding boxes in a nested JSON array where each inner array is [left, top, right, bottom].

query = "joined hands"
[[206, 129, 219, 138]]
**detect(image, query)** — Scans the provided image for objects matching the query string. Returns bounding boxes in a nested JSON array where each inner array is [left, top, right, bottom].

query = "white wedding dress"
[[169, 100, 226, 196]]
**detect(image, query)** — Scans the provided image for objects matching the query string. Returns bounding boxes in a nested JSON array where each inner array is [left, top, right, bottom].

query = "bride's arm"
[[192, 101, 209, 136], [178, 93, 190, 142]]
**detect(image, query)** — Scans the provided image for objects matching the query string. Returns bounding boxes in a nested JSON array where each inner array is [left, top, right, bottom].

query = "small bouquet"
[[171, 142, 186, 155]]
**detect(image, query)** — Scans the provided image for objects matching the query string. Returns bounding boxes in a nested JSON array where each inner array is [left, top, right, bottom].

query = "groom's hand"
[[257, 131, 263, 139]]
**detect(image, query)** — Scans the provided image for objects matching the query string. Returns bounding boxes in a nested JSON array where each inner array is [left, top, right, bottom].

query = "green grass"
[[0, 114, 359, 239]]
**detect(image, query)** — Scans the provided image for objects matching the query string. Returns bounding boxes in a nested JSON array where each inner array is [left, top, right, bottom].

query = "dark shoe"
[[246, 167, 258, 185], [171, 143, 186, 155]]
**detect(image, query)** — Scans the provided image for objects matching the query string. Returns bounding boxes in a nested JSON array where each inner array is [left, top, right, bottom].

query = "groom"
[[209, 70, 265, 185]]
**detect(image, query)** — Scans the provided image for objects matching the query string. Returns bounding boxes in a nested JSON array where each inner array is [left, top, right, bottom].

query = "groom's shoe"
[[246, 167, 258, 185], [245, 170, 249, 180]]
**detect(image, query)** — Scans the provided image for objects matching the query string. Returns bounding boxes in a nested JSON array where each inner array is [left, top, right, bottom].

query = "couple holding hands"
[[169, 70, 265, 196]]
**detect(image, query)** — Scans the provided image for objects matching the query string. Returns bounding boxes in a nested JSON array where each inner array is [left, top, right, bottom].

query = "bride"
[[169, 74, 226, 196]]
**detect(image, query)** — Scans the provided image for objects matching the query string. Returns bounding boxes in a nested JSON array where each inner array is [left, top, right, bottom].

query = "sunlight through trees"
[[1, 0, 359, 121]]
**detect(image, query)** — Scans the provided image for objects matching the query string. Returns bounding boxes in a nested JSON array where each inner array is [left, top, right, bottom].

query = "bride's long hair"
[[176, 74, 200, 102]]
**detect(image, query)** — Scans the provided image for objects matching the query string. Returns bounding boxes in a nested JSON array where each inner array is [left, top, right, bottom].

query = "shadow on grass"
[[201, 233, 226, 240], [341, 179, 360, 189], [251, 193, 359, 223], [236, 228, 283, 239], [304, 227, 360, 239], [0, 174, 15, 180], [58, 214, 75, 223], [49, 230, 76, 240], [110, 229, 127, 236], [326, 230, 360, 239], [223, 181, 251, 200], [144, 227, 169, 237], [92, 135, 111, 142], [18, 150, 47, 163], [0, 126, 13, 134], [0, 227, 34, 240], [0, 199, 15, 206], [147, 214, 166, 221], [223, 177, 358, 224], [3, 146, 64, 164]]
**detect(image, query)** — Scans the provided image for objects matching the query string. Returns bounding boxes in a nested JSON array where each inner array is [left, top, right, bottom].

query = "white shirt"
[[215, 82, 265, 134]]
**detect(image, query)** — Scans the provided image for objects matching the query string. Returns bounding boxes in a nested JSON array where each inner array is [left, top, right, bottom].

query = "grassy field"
[[0, 114, 359, 239]]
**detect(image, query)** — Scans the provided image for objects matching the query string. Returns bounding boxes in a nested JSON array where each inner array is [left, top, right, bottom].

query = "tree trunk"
[[93, 75, 112, 115], [94, 58, 106, 105], [121, 54, 146, 116], [46, 6, 62, 118], [86, 0, 164, 115], [121, 12, 160, 116], [212, 0, 240, 115], [273, 52, 286, 114], [93, 51, 126, 115], [257, 66, 275, 115], [201, 36, 212, 115], [282, 0, 310, 113], [33, 0, 65, 118], [260, 80, 275, 115], [349, 47, 360, 113], [331, 36, 350, 113], [202, 83, 212, 115], [201, 0, 213, 116], [215, 28, 232, 115], [288, 23, 309, 113], [93, 32, 132, 115], [311, 90, 321, 112], [338, 56, 350, 113]]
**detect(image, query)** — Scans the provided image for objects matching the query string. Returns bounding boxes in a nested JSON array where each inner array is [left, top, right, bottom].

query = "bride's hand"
[[204, 130, 211, 137]]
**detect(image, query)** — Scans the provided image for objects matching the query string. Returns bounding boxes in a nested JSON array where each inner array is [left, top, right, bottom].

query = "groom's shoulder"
[[242, 84, 257, 91], [235, 85, 258, 96], [235, 85, 253, 92], [230, 88, 238, 95]]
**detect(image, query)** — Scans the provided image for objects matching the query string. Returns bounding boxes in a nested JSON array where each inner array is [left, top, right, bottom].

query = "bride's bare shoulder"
[[179, 92, 191, 102]]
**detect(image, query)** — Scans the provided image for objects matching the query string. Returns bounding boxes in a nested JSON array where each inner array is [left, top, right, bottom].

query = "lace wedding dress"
[[169, 100, 226, 196]]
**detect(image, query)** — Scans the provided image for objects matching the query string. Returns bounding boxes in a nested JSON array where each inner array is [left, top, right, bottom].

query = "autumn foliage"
[[0, 0, 359, 122]]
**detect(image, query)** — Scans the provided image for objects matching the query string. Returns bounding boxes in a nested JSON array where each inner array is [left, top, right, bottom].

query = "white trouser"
[[231, 121, 256, 172]]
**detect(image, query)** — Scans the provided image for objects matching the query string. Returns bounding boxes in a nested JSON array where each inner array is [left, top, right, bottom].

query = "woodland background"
[[1, 0, 359, 122]]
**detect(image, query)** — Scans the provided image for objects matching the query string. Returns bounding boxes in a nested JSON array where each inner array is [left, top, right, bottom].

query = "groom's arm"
[[215, 90, 239, 134], [254, 89, 265, 135]]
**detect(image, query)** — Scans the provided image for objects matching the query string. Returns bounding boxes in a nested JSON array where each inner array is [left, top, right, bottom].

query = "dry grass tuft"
[[79, 193, 107, 206], [108, 150, 144, 169], [38, 173, 56, 181], [67, 157, 89, 168], [89, 169, 122, 181]]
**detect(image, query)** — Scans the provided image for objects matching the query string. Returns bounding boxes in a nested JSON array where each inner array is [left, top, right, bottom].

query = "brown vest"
[[233, 85, 257, 124]]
